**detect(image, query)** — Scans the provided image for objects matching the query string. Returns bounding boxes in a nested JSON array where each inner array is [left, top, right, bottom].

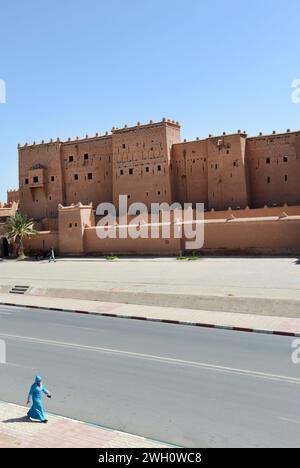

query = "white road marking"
[[0, 306, 28, 313], [52, 323, 104, 332], [0, 362, 35, 369], [0, 332, 299, 385], [279, 417, 300, 425]]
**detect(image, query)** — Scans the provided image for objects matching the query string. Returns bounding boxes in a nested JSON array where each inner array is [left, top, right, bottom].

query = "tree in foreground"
[[5, 212, 37, 259]]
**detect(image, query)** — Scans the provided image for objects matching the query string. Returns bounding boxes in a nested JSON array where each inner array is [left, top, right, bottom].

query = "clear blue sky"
[[1, 0, 300, 200]]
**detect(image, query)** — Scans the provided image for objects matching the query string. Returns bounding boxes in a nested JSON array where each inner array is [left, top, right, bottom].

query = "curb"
[[1, 301, 300, 338]]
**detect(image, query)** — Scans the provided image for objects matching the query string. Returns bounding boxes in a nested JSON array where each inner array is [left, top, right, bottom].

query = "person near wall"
[[48, 247, 56, 263]]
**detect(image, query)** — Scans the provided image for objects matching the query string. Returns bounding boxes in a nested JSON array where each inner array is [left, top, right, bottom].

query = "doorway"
[[1, 238, 9, 257]]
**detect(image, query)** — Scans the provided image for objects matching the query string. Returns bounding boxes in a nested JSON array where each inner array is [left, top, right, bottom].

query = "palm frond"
[[4, 212, 37, 257]]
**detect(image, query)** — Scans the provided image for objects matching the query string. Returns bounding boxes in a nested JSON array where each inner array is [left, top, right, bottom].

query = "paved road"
[[0, 304, 300, 447]]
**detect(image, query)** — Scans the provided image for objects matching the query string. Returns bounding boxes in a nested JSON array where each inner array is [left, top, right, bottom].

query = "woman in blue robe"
[[27, 375, 52, 423]]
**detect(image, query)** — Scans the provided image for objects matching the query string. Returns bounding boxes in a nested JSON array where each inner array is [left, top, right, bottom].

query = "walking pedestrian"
[[27, 375, 52, 423], [48, 246, 56, 263]]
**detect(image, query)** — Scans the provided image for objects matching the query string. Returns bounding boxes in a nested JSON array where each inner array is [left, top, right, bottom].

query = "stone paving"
[[0, 401, 172, 448], [1, 256, 300, 301]]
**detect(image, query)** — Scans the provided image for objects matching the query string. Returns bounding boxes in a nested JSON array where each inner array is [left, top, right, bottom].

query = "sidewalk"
[[1, 292, 300, 337], [0, 401, 173, 448], [1, 257, 300, 317], [1, 256, 300, 301]]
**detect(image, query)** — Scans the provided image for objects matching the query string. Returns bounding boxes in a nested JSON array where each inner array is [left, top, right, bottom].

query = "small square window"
[[129, 168, 133, 175], [266, 158, 271, 164], [283, 156, 288, 162], [122, 144, 126, 149], [158, 165, 161, 171], [84, 153, 89, 160], [120, 170, 124, 175], [69, 156, 74, 162], [157, 191, 161, 195], [51, 176, 55, 182], [25, 178, 29, 185], [88, 173, 93, 180], [74, 174, 79, 180], [69, 223, 72, 228], [146, 167, 149, 173], [33, 176, 39, 183]]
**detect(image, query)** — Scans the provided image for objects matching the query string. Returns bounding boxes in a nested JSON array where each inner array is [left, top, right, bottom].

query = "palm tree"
[[5, 212, 37, 259]]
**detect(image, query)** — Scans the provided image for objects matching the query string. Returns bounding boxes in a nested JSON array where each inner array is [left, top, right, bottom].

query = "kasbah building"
[[1, 118, 300, 257]]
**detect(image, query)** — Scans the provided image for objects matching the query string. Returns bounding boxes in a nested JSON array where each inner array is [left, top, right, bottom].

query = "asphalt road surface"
[[0, 304, 300, 447]]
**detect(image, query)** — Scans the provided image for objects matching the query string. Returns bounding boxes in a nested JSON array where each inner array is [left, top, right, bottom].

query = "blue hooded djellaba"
[[27, 375, 51, 422]]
